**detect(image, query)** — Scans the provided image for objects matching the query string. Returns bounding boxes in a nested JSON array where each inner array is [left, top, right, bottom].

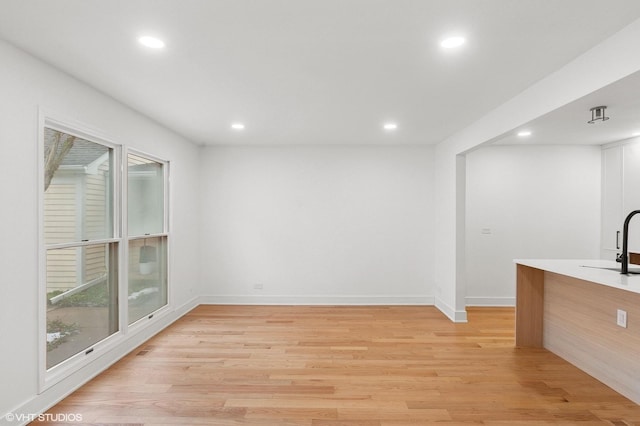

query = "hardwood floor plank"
[[32, 305, 640, 425]]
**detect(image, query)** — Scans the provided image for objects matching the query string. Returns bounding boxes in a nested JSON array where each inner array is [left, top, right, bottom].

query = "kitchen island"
[[515, 259, 640, 404]]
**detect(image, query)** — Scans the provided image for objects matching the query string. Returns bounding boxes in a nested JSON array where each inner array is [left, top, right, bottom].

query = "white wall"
[[199, 145, 434, 304], [434, 17, 640, 321], [0, 40, 201, 420], [465, 145, 601, 305]]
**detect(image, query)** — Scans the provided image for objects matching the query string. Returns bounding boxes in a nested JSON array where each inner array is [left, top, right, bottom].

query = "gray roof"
[[45, 127, 108, 167]]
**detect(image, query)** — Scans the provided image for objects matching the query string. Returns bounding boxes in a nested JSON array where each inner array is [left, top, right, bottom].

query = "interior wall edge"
[[435, 296, 468, 323], [434, 18, 640, 321]]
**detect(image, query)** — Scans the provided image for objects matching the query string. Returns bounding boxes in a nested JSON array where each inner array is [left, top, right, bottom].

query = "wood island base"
[[516, 262, 640, 405]]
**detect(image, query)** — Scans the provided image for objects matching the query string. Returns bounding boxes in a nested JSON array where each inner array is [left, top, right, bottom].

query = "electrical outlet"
[[253, 283, 264, 290], [617, 309, 627, 328]]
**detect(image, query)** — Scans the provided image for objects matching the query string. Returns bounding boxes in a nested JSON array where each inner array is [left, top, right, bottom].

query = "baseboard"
[[2, 296, 200, 426], [198, 294, 435, 305], [435, 296, 468, 323], [465, 296, 515, 307]]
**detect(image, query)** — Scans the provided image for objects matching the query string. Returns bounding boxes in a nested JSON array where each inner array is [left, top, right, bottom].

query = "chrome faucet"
[[616, 210, 640, 274]]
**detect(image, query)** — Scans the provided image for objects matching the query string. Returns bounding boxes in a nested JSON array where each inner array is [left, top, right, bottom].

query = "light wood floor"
[[36, 305, 640, 425]]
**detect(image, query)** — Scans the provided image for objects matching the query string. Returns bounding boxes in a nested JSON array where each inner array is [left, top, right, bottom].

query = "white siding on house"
[[44, 143, 111, 293], [44, 182, 76, 244], [45, 182, 77, 291]]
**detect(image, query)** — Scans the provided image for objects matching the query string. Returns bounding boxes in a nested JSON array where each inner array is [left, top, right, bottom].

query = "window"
[[43, 127, 119, 370], [40, 118, 170, 386], [127, 152, 168, 324]]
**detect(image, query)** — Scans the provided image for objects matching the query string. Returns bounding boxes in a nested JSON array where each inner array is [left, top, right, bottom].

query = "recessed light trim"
[[440, 36, 466, 49], [138, 36, 165, 49], [517, 130, 532, 137], [231, 123, 245, 130], [383, 123, 398, 131]]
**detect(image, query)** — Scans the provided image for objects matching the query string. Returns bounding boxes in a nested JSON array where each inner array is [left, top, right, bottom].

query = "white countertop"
[[514, 259, 640, 295]]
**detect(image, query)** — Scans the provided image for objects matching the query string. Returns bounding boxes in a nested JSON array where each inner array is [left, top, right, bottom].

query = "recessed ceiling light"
[[517, 130, 532, 137], [440, 36, 466, 49], [138, 36, 165, 49], [383, 123, 398, 130], [633, 131, 640, 137], [231, 123, 245, 130]]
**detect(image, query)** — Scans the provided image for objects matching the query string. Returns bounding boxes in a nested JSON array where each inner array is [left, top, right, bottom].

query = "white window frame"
[[124, 147, 171, 329], [38, 111, 171, 391]]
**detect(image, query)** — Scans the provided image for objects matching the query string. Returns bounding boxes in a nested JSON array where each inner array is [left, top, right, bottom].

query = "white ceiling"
[[1, 0, 640, 146], [491, 69, 640, 146]]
